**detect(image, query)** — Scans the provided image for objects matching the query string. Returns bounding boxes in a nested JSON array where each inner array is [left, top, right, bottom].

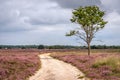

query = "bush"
[[38, 45, 44, 49]]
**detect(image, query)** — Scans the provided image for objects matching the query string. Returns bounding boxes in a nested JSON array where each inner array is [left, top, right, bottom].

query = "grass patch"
[[92, 55, 120, 76], [92, 56, 120, 68]]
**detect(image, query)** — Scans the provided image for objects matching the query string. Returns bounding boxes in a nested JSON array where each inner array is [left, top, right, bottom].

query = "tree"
[[0, 46, 2, 49], [66, 6, 107, 55], [38, 45, 44, 49]]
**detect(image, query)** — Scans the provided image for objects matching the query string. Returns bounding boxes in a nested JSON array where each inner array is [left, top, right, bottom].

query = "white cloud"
[[0, 0, 72, 33], [105, 11, 120, 25], [101, 0, 120, 13], [104, 11, 120, 35], [0, 0, 120, 45]]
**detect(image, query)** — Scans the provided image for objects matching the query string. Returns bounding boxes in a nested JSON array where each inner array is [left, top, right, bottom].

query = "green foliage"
[[66, 30, 76, 36], [67, 5, 107, 38], [0, 45, 120, 49], [47, 45, 80, 49], [0, 46, 2, 49], [66, 5, 107, 55], [0, 45, 80, 49], [71, 6, 107, 30], [38, 45, 45, 49]]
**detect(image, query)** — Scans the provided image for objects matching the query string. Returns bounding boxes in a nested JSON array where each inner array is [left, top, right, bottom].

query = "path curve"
[[29, 53, 86, 80]]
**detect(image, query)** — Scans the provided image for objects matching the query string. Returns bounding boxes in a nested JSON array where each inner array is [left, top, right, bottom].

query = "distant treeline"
[[0, 45, 120, 49]]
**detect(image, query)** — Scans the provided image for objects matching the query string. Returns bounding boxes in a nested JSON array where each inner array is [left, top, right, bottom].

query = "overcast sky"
[[0, 0, 120, 45]]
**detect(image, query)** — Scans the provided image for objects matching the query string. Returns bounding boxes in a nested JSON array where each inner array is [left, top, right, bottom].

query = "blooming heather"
[[51, 53, 120, 80], [0, 49, 40, 80]]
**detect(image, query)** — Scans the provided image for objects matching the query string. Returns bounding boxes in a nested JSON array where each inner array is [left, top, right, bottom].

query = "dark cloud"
[[51, 0, 101, 8], [51, 0, 120, 14]]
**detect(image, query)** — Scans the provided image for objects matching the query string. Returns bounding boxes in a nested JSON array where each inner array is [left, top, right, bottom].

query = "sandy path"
[[29, 53, 86, 80]]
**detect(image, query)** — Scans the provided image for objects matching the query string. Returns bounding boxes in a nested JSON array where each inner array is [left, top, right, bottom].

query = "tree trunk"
[[87, 43, 91, 55]]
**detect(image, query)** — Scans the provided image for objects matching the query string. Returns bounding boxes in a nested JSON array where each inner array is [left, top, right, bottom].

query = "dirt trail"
[[29, 53, 86, 80]]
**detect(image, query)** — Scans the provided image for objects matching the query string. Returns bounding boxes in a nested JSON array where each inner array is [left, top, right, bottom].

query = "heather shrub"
[[51, 53, 120, 80], [0, 50, 40, 80]]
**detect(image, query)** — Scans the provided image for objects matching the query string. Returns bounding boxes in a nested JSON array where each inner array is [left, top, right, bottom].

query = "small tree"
[[66, 6, 107, 55]]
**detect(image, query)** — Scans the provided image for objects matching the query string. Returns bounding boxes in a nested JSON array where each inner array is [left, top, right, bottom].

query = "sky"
[[0, 0, 120, 46]]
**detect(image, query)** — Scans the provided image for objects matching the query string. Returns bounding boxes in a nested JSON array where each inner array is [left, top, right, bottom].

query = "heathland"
[[0, 48, 120, 80]]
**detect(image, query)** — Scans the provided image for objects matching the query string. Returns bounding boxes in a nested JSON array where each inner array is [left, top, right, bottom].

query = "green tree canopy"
[[66, 6, 107, 55]]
